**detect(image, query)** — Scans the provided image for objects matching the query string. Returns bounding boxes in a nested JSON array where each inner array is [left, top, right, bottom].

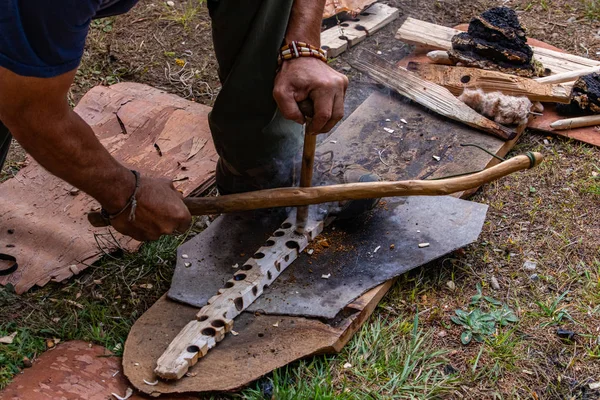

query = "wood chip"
[[143, 379, 159, 386], [272, 322, 279, 327], [0, 331, 17, 344], [418, 243, 430, 248], [373, 245, 381, 253], [230, 330, 239, 336], [139, 283, 153, 289], [383, 127, 395, 133], [432, 155, 441, 161], [111, 388, 133, 400], [321, 273, 331, 279]]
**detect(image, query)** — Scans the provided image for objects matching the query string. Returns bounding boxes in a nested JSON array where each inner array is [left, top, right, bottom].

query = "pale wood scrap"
[[395, 18, 600, 75], [550, 114, 600, 130], [321, 3, 399, 58], [155, 216, 324, 380], [427, 50, 454, 65], [323, 0, 377, 19], [351, 50, 516, 140], [0, 83, 217, 294], [407, 62, 571, 103], [535, 66, 600, 84]]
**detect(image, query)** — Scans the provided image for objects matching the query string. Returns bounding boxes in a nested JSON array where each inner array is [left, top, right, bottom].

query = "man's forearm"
[[285, 0, 326, 45], [7, 107, 134, 213]]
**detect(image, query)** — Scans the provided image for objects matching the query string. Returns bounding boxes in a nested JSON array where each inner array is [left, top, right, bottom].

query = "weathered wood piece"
[[407, 62, 571, 103], [320, 3, 399, 58], [154, 216, 324, 380], [550, 114, 600, 130], [395, 18, 600, 75], [535, 66, 600, 84], [351, 50, 516, 140], [0, 83, 217, 294]]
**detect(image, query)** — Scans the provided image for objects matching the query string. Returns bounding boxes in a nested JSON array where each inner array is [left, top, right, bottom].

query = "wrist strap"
[[100, 170, 141, 224], [277, 41, 327, 66]]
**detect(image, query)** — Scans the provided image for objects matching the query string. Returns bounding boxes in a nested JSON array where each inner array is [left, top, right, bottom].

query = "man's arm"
[[0, 66, 191, 241], [273, 0, 349, 134]]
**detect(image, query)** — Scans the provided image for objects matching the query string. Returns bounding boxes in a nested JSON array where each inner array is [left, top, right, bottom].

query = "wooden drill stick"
[[535, 66, 600, 84], [88, 153, 544, 227], [296, 100, 316, 234]]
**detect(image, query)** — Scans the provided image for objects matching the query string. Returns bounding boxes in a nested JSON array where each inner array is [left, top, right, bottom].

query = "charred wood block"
[[449, 7, 539, 77], [558, 73, 600, 115]]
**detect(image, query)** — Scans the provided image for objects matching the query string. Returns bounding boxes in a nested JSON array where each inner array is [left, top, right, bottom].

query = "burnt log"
[[449, 7, 543, 77], [556, 73, 600, 115]]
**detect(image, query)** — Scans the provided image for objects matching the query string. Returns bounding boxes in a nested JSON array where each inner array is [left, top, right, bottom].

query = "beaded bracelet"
[[100, 170, 141, 224], [277, 41, 327, 66]]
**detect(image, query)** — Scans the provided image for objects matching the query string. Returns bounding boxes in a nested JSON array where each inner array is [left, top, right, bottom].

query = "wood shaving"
[[231, 330, 239, 336], [144, 379, 159, 386], [0, 332, 17, 344], [418, 243, 430, 248], [111, 388, 133, 400], [322, 273, 331, 279]]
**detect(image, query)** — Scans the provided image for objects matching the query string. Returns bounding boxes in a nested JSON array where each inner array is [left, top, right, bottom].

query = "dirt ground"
[[1, 0, 600, 398]]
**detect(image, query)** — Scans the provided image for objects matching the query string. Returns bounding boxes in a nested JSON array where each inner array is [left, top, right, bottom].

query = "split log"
[[349, 50, 517, 140], [550, 114, 600, 130], [407, 62, 571, 103], [395, 17, 600, 75]]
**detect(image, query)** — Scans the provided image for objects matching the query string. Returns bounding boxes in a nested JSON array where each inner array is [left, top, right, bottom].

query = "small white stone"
[[446, 281, 456, 291], [343, 362, 352, 369], [400, 118, 408, 124], [231, 330, 239, 336], [181, 254, 189, 259], [166, 0, 175, 6], [491, 276, 500, 290], [383, 127, 395, 133], [273, 322, 279, 327], [417, 230, 421, 233], [307, 249, 314, 255], [523, 260, 537, 271], [232, 263, 239, 269], [330, 140, 337, 144], [377, 51, 383, 55], [418, 243, 430, 248], [184, 262, 192, 268], [432, 155, 441, 162], [385, 118, 391, 122], [437, 330, 447, 338], [321, 273, 331, 279]]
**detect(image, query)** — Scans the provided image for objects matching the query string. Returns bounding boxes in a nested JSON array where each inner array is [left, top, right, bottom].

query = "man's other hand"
[[107, 176, 192, 242], [274, 57, 349, 134]]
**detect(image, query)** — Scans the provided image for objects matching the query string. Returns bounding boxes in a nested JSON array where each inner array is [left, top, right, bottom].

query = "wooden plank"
[[351, 50, 516, 140], [321, 3, 399, 58], [395, 17, 600, 75], [407, 62, 571, 103], [0, 83, 217, 294]]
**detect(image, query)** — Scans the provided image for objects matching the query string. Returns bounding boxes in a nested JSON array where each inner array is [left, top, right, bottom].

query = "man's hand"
[[274, 57, 348, 134], [109, 176, 192, 242]]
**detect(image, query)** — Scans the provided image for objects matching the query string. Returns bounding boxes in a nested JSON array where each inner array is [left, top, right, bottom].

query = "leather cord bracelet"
[[277, 41, 327, 67], [100, 170, 141, 225]]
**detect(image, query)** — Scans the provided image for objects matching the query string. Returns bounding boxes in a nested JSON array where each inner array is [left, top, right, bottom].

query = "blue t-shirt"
[[0, 0, 139, 78]]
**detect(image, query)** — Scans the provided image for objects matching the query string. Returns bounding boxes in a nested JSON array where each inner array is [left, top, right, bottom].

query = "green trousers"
[[0, 0, 304, 191], [208, 0, 304, 193]]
